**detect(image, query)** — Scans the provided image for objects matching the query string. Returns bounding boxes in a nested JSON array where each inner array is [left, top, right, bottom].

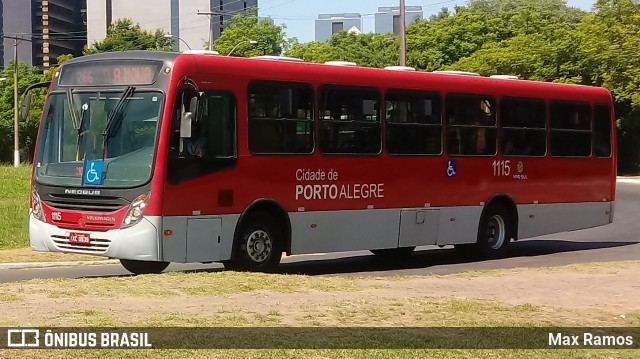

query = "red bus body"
[[28, 51, 616, 272]]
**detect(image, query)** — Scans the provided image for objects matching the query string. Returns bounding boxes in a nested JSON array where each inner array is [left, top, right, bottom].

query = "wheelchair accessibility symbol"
[[83, 160, 104, 185], [446, 160, 457, 177]]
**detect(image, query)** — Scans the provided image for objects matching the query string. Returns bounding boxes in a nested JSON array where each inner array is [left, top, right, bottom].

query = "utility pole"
[[197, 10, 218, 51], [3, 35, 32, 167], [399, 0, 406, 66]]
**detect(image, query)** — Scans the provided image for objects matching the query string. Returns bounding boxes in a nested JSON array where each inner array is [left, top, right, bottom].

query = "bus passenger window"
[[319, 85, 381, 155], [500, 97, 546, 157], [550, 101, 591, 157], [168, 90, 237, 184], [594, 104, 612, 158], [248, 80, 313, 154], [446, 94, 497, 156], [385, 89, 442, 155]]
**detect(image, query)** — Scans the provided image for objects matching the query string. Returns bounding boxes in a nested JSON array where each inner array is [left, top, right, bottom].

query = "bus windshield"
[[34, 90, 164, 188]]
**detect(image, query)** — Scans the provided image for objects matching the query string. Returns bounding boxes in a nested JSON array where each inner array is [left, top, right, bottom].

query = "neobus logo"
[[64, 189, 102, 196]]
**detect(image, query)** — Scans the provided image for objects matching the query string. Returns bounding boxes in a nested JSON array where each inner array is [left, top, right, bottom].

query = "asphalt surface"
[[1, 181, 638, 283]]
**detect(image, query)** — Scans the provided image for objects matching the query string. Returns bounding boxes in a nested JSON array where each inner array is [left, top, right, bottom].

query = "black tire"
[[476, 204, 514, 258], [370, 246, 416, 258], [120, 259, 170, 275], [224, 212, 283, 272]]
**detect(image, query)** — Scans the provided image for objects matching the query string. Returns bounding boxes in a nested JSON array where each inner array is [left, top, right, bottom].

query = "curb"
[[0, 259, 119, 270]]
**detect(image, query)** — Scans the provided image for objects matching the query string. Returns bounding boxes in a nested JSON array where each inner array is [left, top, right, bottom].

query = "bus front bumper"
[[29, 215, 162, 261]]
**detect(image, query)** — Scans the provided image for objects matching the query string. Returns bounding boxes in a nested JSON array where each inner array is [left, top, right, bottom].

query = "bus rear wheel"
[[477, 204, 513, 257], [120, 259, 169, 275], [224, 212, 283, 272], [455, 204, 514, 258]]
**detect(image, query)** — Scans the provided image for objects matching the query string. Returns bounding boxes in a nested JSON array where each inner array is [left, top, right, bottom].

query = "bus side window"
[[500, 97, 546, 157], [168, 90, 237, 184], [248, 80, 314, 154], [385, 89, 442, 155], [319, 85, 381, 155], [550, 101, 591, 157], [446, 94, 497, 156]]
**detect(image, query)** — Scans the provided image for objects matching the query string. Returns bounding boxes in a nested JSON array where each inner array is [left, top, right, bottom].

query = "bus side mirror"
[[20, 92, 32, 122], [20, 81, 50, 122]]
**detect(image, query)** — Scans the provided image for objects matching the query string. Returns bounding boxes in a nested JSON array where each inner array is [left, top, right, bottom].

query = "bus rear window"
[[594, 104, 612, 158]]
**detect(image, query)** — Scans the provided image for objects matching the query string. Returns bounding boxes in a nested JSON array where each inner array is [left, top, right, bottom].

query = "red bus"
[[26, 51, 616, 274]]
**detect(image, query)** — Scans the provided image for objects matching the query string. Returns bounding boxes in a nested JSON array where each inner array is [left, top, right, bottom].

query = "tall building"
[[86, 0, 257, 52], [374, 6, 423, 36], [42, 0, 88, 68], [315, 13, 362, 42], [1, 0, 86, 70]]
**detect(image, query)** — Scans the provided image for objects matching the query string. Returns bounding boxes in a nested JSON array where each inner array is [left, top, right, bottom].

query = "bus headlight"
[[31, 189, 45, 222], [122, 193, 150, 229]]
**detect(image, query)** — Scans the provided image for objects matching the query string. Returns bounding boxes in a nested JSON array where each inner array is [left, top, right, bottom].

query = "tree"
[[84, 19, 172, 54], [0, 62, 48, 162], [448, 23, 584, 82], [406, 7, 505, 71], [327, 32, 399, 68], [575, 0, 640, 172], [285, 40, 334, 63], [213, 10, 286, 56], [285, 32, 399, 68]]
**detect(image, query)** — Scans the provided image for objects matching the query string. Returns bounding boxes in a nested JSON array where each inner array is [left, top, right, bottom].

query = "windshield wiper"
[[102, 86, 135, 159], [74, 103, 89, 161], [65, 89, 91, 161]]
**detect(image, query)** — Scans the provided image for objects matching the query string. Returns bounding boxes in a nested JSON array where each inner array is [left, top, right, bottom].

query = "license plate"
[[69, 232, 91, 246]]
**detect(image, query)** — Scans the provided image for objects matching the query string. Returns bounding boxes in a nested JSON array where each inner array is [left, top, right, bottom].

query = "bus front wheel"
[[120, 259, 170, 275], [224, 212, 283, 272]]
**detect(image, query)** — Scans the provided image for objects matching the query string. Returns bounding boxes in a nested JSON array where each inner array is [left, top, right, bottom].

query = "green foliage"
[[0, 166, 31, 249], [285, 32, 399, 67], [213, 9, 286, 57], [328, 32, 400, 68], [0, 62, 49, 163], [285, 40, 334, 63], [574, 0, 640, 172], [84, 18, 172, 54]]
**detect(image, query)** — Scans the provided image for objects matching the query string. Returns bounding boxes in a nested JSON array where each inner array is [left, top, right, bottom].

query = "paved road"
[[1, 181, 638, 283]]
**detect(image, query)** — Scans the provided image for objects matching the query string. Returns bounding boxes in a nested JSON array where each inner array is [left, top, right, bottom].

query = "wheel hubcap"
[[246, 230, 272, 263], [486, 215, 506, 250]]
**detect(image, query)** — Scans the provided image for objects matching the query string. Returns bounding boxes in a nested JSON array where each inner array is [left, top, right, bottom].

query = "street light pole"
[[399, 0, 406, 66], [13, 37, 19, 167], [164, 34, 192, 50], [227, 40, 257, 56], [197, 10, 218, 51], [3, 35, 31, 167]]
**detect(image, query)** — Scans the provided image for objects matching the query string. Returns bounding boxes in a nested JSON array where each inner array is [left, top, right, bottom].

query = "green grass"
[[0, 165, 31, 249]]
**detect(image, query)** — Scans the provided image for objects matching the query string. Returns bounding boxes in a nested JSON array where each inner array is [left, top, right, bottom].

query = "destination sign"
[[59, 61, 163, 86]]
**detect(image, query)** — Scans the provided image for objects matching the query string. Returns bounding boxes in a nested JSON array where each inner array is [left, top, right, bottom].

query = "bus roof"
[[59, 51, 612, 103]]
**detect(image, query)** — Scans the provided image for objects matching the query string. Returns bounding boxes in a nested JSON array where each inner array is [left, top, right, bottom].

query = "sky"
[[256, 0, 597, 43]]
